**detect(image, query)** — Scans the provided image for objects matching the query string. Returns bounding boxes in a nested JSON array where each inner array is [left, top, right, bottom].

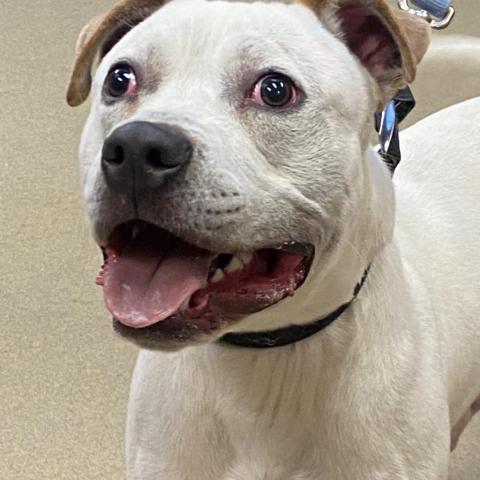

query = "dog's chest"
[[217, 413, 321, 480], [128, 348, 333, 479]]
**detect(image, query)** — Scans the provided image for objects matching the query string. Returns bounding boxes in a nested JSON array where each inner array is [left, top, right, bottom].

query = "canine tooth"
[[132, 224, 140, 239], [238, 252, 253, 265], [179, 297, 190, 311], [225, 256, 243, 273], [211, 269, 225, 283]]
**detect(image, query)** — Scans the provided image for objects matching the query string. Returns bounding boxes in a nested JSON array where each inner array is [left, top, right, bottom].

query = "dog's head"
[[67, 0, 429, 350]]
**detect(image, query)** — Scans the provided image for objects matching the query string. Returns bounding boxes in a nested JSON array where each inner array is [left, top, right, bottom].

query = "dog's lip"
[[100, 240, 313, 259], [98, 221, 314, 287], [99, 242, 313, 263], [274, 241, 314, 258], [98, 220, 313, 260]]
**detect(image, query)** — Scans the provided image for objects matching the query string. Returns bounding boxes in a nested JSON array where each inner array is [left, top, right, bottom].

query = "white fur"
[[77, 1, 480, 478]]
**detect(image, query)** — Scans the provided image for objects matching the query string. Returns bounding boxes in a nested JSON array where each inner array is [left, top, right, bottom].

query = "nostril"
[[146, 148, 165, 169], [105, 145, 124, 165]]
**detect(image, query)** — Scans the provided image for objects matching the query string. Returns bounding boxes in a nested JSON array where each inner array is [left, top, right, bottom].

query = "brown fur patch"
[[297, 0, 431, 97], [298, 0, 331, 10], [66, 0, 168, 107]]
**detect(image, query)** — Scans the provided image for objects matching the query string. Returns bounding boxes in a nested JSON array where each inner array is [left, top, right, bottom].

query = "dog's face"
[[68, 0, 429, 350]]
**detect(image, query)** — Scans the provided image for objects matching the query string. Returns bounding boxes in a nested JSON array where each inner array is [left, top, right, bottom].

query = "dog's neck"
[[302, 138, 396, 319], [316, 144, 395, 305]]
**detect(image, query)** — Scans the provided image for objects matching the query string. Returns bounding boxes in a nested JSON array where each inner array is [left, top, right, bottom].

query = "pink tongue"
[[103, 230, 213, 328]]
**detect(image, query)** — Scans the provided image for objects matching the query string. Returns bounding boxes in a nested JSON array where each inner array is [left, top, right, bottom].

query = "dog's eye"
[[251, 73, 297, 108], [105, 63, 137, 98]]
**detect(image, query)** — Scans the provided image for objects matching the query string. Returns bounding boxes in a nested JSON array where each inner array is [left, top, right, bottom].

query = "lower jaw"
[[112, 310, 235, 351], [108, 266, 312, 350], [112, 291, 289, 350]]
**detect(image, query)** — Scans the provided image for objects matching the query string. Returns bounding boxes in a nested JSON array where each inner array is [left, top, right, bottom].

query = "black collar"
[[219, 267, 369, 349]]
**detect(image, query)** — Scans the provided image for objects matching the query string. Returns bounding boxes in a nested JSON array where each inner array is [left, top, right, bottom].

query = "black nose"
[[101, 121, 193, 196]]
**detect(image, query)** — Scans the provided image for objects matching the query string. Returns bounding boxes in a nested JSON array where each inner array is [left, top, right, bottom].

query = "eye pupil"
[[106, 64, 135, 97], [261, 75, 292, 107]]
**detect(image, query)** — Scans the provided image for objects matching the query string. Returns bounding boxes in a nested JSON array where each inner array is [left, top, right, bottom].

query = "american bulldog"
[[67, 0, 480, 478]]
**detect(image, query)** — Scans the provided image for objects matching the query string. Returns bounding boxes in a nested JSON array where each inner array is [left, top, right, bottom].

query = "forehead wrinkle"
[[232, 38, 307, 84], [131, 3, 240, 78], [212, 2, 331, 89]]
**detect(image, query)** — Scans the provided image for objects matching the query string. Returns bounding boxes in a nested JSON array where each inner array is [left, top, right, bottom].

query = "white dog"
[[67, 0, 480, 478]]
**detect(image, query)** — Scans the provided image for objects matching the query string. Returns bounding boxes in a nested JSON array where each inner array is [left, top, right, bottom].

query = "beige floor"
[[0, 1, 478, 479]]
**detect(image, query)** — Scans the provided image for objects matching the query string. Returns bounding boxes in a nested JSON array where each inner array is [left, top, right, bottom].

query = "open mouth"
[[97, 220, 314, 334]]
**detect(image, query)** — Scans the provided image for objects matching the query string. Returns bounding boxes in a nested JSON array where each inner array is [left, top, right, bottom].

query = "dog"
[[67, 0, 480, 478]]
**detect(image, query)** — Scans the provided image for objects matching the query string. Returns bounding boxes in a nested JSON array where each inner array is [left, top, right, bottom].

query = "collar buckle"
[[397, 0, 455, 29]]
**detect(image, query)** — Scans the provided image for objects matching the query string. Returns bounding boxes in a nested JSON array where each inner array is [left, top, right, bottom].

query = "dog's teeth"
[[225, 256, 243, 273], [132, 224, 140, 239], [179, 297, 190, 312], [238, 252, 253, 265], [211, 269, 225, 283]]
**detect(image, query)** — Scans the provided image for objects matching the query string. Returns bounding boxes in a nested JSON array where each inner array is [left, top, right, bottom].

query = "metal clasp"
[[398, 0, 455, 29], [375, 87, 416, 173], [378, 100, 397, 157]]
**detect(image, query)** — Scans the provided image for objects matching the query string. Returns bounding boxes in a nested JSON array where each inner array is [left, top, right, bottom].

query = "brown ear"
[[66, 0, 168, 107], [298, 0, 431, 99]]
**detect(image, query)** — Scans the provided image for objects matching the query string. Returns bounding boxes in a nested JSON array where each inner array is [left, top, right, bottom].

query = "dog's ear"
[[298, 0, 430, 100], [66, 0, 168, 107]]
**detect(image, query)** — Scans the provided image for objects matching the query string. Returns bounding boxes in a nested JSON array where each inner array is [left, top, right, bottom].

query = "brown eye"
[[105, 63, 137, 98], [250, 73, 298, 108], [259, 74, 294, 107]]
